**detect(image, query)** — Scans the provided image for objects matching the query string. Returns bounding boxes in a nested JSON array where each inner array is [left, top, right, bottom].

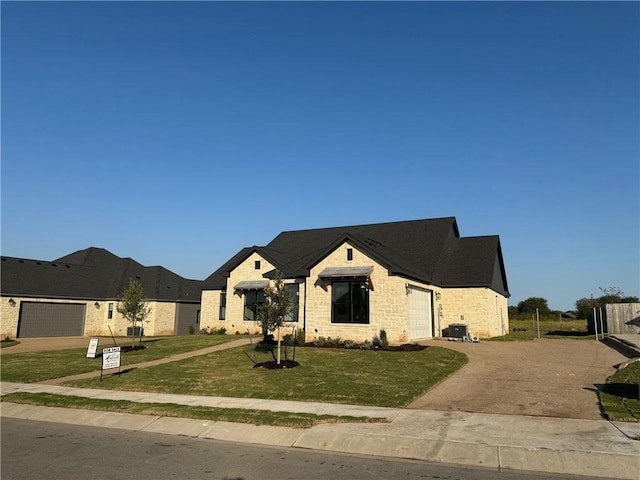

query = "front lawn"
[[66, 345, 467, 408], [0, 335, 244, 383], [599, 361, 640, 423], [1, 392, 386, 428]]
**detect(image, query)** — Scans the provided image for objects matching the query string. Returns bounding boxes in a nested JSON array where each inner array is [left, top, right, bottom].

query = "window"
[[285, 283, 299, 322], [108, 303, 114, 319], [244, 289, 265, 321], [254, 260, 261, 270], [219, 291, 226, 320], [332, 281, 369, 324], [347, 248, 353, 261]]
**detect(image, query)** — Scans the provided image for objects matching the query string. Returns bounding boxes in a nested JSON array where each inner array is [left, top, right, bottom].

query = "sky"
[[1, 1, 638, 312]]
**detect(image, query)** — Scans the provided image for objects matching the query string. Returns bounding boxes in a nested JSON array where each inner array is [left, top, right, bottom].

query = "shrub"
[[379, 329, 389, 350], [360, 339, 371, 350], [188, 325, 196, 335], [313, 336, 328, 347], [343, 339, 355, 349]]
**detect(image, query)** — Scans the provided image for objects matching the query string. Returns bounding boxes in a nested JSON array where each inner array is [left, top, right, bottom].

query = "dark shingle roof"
[[1, 247, 202, 302], [203, 217, 509, 296]]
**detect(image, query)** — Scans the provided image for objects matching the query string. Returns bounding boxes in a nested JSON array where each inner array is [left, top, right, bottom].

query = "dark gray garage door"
[[18, 302, 86, 338]]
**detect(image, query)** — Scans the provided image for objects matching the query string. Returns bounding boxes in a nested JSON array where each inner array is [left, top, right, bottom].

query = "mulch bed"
[[120, 345, 147, 353], [253, 360, 300, 369]]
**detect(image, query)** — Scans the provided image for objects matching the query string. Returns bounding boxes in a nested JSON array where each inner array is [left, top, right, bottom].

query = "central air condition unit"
[[448, 323, 468, 339]]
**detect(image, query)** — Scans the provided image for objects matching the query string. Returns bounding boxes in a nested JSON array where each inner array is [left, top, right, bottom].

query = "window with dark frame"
[[244, 289, 265, 321], [285, 283, 299, 322], [347, 248, 353, 261], [108, 303, 113, 319], [219, 291, 226, 320], [331, 280, 369, 324], [255, 260, 261, 270]]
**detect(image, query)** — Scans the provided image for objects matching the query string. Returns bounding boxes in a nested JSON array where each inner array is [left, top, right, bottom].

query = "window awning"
[[318, 266, 373, 278], [233, 280, 269, 292], [317, 266, 374, 291]]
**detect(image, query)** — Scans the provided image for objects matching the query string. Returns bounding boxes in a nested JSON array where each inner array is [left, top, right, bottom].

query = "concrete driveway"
[[409, 338, 628, 420]]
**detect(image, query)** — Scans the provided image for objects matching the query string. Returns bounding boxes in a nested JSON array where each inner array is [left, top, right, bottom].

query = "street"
[[1, 418, 611, 480]]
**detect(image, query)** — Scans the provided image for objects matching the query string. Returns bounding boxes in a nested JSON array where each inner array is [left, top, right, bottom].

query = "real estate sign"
[[86, 338, 99, 358], [102, 346, 121, 370]]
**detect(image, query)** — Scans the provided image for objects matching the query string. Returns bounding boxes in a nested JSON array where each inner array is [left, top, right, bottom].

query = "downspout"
[[303, 278, 308, 339]]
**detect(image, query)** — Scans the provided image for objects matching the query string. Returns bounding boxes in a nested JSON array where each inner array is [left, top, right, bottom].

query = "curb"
[[2, 403, 638, 479]]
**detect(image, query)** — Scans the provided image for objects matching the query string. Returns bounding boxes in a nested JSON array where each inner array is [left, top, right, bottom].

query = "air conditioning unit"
[[127, 326, 143, 337], [448, 323, 468, 339]]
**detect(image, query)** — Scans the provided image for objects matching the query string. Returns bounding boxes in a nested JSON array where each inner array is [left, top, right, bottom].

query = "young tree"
[[256, 272, 294, 364], [117, 278, 151, 348]]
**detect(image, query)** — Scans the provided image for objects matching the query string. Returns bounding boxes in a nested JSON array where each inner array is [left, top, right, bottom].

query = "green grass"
[[599, 361, 640, 423], [0, 335, 244, 383], [66, 345, 467, 408], [1, 340, 19, 348], [490, 318, 590, 341], [0, 392, 386, 428]]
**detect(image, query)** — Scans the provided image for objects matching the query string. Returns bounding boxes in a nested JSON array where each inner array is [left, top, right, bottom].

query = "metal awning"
[[233, 280, 269, 291], [318, 266, 373, 278], [317, 266, 374, 291]]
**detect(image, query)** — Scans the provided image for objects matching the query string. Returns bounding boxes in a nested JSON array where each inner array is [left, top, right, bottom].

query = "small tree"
[[256, 272, 294, 364], [117, 278, 151, 348]]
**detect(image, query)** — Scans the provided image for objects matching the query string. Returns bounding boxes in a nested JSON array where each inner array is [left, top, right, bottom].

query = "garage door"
[[408, 286, 433, 340], [18, 302, 86, 338]]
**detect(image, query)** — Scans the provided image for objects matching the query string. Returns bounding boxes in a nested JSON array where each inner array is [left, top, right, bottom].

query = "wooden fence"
[[604, 303, 640, 334]]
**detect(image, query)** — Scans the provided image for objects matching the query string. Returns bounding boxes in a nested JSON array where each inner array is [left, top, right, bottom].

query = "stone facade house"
[[1, 248, 202, 338], [200, 217, 510, 343]]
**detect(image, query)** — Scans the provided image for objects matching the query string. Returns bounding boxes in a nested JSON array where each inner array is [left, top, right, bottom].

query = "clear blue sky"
[[2, 2, 638, 311]]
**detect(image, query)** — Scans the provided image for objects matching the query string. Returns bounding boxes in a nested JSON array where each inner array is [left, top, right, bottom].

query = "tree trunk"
[[277, 326, 281, 365]]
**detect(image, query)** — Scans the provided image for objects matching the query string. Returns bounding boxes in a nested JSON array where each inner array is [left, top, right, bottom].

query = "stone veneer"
[[440, 287, 509, 338], [200, 243, 509, 343], [1, 296, 183, 338]]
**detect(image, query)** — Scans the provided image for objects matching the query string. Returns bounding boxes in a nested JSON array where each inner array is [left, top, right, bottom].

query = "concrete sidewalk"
[[2, 381, 638, 479]]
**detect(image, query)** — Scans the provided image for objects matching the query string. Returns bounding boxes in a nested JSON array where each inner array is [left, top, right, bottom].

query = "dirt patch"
[[409, 338, 628, 420]]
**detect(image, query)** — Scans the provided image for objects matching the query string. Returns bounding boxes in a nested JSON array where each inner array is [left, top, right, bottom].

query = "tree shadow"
[[594, 383, 639, 400], [545, 331, 591, 337]]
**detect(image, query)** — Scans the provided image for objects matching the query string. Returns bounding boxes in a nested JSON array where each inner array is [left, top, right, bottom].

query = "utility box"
[[448, 323, 468, 339]]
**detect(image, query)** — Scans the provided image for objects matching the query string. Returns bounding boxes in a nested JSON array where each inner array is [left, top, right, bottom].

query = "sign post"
[[101, 346, 121, 380], [86, 338, 99, 358]]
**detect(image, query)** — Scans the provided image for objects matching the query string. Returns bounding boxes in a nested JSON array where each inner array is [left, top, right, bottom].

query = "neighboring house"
[[1, 248, 202, 338], [201, 217, 510, 343]]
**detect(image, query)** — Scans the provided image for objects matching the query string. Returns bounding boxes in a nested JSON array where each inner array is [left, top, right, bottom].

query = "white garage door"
[[408, 286, 433, 340], [18, 302, 86, 338]]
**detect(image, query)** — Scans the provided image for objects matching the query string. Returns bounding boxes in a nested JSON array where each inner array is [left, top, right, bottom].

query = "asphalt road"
[[1, 418, 613, 480]]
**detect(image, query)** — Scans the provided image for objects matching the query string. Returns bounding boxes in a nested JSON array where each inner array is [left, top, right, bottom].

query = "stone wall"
[[1, 296, 183, 338], [305, 242, 439, 344], [440, 287, 509, 338]]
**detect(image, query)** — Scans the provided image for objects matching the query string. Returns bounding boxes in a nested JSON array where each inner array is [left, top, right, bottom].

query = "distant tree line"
[[574, 287, 638, 319], [511, 287, 638, 320]]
